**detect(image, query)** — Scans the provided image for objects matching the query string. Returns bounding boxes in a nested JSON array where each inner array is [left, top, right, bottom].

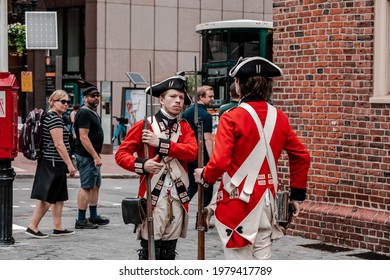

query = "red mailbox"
[[0, 72, 19, 159]]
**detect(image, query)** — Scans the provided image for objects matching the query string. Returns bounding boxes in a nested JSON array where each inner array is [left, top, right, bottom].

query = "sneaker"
[[25, 227, 48, 239], [75, 219, 98, 229], [89, 215, 110, 226], [52, 229, 75, 236]]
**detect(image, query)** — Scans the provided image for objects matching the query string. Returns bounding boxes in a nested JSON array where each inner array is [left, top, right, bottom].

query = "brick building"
[[273, 0, 389, 254]]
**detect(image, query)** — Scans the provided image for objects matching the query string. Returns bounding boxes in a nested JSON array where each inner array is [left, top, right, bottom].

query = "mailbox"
[[0, 72, 19, 159]]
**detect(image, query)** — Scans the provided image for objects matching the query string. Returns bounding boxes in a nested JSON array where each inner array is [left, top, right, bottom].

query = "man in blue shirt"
[[182, 85, 215, 208]]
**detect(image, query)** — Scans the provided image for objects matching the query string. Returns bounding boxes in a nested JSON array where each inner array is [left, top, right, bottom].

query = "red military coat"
[[202, 100, 310, 248], [115, 116, 197, 212]]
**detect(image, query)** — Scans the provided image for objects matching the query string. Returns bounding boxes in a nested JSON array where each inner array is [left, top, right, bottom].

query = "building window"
[[371, 0, 390, 103], [50, 8, 85, 76]]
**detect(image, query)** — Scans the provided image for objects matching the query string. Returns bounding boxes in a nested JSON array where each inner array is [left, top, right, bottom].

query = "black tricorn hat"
[[229, 56, 283, 78], [145, 75, 191, 105]]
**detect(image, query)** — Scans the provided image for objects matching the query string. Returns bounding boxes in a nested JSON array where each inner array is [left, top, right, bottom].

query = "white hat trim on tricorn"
[[229, 56, 284, 78], [145, 75, 192, 105]]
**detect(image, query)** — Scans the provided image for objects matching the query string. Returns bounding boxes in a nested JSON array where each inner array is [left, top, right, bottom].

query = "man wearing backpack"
[[74, 85, 110, 229]]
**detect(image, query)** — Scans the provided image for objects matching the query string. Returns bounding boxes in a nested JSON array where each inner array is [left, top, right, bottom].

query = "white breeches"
[[140, 195, 184, 241], [223, 197, 273, 260]]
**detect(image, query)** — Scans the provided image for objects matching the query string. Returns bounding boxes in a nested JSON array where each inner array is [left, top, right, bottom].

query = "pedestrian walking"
[[25, 90, 77, 239], [194, 56, 311, 260], [74, 85, 109, 229], [115, 75, 197, 259]]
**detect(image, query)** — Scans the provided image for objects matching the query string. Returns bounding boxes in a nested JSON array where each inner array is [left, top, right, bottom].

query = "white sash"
[[223, 103, 277, 202], [149, 117, 189, 188]]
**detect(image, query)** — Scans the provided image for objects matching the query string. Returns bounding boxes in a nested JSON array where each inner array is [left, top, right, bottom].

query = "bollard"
[[0, 159, 15, 245]]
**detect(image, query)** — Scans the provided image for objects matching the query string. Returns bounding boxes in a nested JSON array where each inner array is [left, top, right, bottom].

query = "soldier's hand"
[[194, 168, 203, 183], [194, 168, 209, 188], [142, 129, 159, 147], [290, 200, 301, 216], [144, 155, 165, 174]]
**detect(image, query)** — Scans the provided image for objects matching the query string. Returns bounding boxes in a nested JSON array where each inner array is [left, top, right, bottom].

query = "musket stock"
[[144, 60, 156, 260], [194, 56, 205, 260]]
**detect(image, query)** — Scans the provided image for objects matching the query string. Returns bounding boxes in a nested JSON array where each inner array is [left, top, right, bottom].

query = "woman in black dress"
[[25, 90, 77, 238]]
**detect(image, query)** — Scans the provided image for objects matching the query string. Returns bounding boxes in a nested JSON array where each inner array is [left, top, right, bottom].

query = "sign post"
[[25, 12, 58, 100]]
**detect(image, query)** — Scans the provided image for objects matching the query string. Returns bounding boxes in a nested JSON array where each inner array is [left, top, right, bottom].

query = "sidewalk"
[[11, 150, 135, 179]]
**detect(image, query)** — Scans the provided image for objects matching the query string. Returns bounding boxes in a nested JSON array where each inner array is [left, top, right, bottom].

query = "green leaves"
[[8, 22, 26, 57]]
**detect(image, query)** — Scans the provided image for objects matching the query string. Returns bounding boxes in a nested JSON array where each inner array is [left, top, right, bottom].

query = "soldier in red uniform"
[[115, 75, 197, 259], [195, 57, 310, 259]]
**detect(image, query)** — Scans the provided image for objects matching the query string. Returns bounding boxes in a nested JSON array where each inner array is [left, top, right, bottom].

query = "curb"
[[15, 173, 139, 179]]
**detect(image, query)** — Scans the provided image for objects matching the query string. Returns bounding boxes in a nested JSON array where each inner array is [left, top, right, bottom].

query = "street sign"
[[25, 11, 58, 49], [21, 71, 33, 92], [45, 72, 56, 96]]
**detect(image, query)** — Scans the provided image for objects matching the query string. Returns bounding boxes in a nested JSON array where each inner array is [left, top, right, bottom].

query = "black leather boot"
[[159, 239, 178, 260], [138, 238, 161, 260]]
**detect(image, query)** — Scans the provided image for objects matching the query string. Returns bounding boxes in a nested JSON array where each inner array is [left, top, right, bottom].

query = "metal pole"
[[0, 160, 15, 245]]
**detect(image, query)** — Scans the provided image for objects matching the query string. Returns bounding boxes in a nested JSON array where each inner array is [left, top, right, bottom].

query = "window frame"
[[371, 0, 390, 104]]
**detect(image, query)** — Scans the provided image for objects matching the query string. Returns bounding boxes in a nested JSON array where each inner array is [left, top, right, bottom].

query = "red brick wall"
[[272, 0, 390, 255]]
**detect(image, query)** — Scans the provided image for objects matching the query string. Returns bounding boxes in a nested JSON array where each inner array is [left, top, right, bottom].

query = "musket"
[[144, 60, 156, 260], [194, 56, 205, 260]]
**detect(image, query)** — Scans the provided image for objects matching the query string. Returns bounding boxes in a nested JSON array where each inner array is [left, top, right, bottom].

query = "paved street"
[[0, 177, 374, 260], [0, 152, 385, 261]]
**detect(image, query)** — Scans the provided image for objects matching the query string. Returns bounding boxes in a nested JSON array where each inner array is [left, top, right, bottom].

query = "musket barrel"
[[194, 56, 198, 125], [144, 60, 156, 260]]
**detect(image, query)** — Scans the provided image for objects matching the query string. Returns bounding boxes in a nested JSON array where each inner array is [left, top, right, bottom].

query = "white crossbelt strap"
[[149, 117, 189, 188], [223, 103, 277, 202]]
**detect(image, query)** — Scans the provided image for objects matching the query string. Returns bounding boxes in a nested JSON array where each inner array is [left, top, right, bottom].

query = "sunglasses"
[[56, 99, 71, 105]]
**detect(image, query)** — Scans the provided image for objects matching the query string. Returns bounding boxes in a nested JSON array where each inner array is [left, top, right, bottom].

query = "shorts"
[[75, 154, 102, 189], [31, 159, 68, 203]]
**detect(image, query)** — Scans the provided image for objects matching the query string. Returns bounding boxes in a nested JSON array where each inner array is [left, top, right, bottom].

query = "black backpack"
[[19, 108, 47, 160]]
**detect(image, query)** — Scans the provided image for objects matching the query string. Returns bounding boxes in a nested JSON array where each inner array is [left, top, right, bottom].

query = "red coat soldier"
[[195, 57, 310, 259], [116, 75, 197, 260]]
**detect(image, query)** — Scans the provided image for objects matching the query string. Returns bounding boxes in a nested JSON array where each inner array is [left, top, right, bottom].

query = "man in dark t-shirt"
[[74, 108, 104, 157], [74, 85, 109, 229]]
